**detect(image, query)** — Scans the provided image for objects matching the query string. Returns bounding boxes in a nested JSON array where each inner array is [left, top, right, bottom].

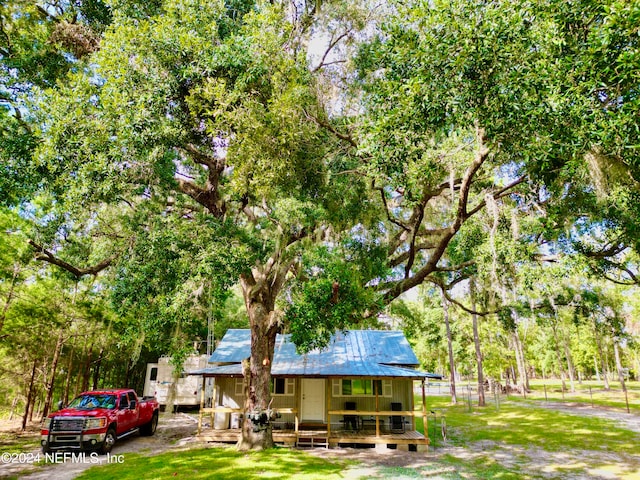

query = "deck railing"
[[197, 407, 299, 435], [327, 409, 426, 438]]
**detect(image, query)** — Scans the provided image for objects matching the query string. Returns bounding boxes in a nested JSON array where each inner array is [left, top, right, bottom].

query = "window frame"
[[234, 378, 244, 396], [271, 378, 295, 396], [332, 379, 392, 398]]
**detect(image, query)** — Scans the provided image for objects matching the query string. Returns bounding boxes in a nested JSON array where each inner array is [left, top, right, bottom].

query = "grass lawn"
[[525, 379, 640, 413], [423, 395, 639, 453], [74, 447, 355, 480]]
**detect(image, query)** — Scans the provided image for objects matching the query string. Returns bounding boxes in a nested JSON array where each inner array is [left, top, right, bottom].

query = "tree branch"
[[431, 279, 498, 317], [312, 31, 350, 73], [466, 175, 526, 218], [181, 144, 219, 171], [175, 177, 225, 218], [378, 127, 492, 304], [459, 125, 490, 220], [35, 5, 60, 23], [28, 240, 116, 278], [302, 108, 358, 148]]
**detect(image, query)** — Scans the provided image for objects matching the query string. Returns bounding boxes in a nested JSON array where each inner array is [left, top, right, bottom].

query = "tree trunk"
[[551, 320, 568, 392], [92, 347, 104, 390], [560, 323, 576, 392], [237, 273, 280, 451], [0, 263, 20, 333], [470, 279, 485, 406], [594, 322, 610, 390], [81, 343, 93, 392], [22, 359, 38, 431], [167, 373, 179, 413], [512, 330, 527, 394], [613, 339, 626, 392], [75, 338, 87, 395], [63, 350, 74, 405], [42, 328, 65, 419], [441, 290, 457, 404], [510, 309, 528, 393], [124, 357, 132, 387]]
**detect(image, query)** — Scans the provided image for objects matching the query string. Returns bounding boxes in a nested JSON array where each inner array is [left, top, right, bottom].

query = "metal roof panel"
[[203, 329, 440, 379]]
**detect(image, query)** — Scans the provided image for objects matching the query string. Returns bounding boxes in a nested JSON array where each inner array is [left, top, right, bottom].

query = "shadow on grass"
[[75, 446, 351, 480], [443, 454, 527, 480]]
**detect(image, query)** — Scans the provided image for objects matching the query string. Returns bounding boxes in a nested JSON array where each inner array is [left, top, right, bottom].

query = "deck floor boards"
[[198, 428, 429, 447]]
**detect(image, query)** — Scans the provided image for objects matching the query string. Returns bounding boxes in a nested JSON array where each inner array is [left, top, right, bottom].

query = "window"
[[272, 378, 294, 396], [235, 378, 244, 396], [332, 379, 392, 397], [149, 367, 158, 381]]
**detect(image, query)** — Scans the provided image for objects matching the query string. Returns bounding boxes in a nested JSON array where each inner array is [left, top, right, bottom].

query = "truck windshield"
[[67, 394, 117, 410]]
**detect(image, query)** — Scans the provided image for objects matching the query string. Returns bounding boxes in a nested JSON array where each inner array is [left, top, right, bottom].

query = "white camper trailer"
[[143, 355, 212, 409]]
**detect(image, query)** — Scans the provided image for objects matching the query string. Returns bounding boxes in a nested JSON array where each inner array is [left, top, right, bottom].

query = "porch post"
[[212, 381, 219, 428], [326, 378, 331, 438], [294, 379, 299, 437], [375, 378, 380, 437], [421, 379, 428, 445], [410, 380, 415, 431], [197, 375, 206, 435]]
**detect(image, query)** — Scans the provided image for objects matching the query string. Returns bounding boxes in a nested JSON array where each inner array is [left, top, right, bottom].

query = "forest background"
[[1, 0, 639, 447]]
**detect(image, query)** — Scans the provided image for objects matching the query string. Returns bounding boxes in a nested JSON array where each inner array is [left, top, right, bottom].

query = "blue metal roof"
[[208, 329, 420, 366], [189, 362, 440, 379], [197, 329, 442, 379], [189, 364, 243, 376]]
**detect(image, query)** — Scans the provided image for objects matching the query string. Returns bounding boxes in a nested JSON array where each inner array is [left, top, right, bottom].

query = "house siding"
[[213, 377, 418, 432], [327, 378, 414, 430]]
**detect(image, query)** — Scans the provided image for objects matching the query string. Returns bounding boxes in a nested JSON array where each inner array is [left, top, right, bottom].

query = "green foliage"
[[0, 0, 104, 205], [111, 212, 255, 358], [285, 238, 388, 352]]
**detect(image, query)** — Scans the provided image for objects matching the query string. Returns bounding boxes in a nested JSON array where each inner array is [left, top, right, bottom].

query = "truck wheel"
[[99, 427, 116, 454], [141, 412, 158, 436]]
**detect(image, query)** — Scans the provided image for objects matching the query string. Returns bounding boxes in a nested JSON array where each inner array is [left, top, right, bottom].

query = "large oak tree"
[[4, 0, 640, 450]]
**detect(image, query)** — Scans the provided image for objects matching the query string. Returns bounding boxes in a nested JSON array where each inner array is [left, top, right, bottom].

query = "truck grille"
[[51, 417, 85, 432]]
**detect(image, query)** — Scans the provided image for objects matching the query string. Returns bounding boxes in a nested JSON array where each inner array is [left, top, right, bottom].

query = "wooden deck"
[[197, 428, 429, 449]]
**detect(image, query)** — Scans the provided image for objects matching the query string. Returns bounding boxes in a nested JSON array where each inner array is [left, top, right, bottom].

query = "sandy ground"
[[1, 403, 639, 480]]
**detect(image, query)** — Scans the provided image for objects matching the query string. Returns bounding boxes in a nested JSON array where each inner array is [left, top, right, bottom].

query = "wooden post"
[[410, 380, 416, 431], [326, 378, 330, 439], [375, 378, 380, 437], [212, 381, 218, 428], [624, 388, 630, 414], [197, 376, 206, 434], [421, 379, 428, 446]]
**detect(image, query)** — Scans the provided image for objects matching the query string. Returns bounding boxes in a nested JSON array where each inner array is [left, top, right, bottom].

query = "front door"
[[300, 379, 325, 423]]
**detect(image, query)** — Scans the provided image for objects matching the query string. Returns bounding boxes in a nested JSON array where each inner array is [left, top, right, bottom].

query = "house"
[[190, 329, 442, 450]]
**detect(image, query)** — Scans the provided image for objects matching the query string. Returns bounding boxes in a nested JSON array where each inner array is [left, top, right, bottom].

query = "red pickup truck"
[[41, 389, 159, 454]]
